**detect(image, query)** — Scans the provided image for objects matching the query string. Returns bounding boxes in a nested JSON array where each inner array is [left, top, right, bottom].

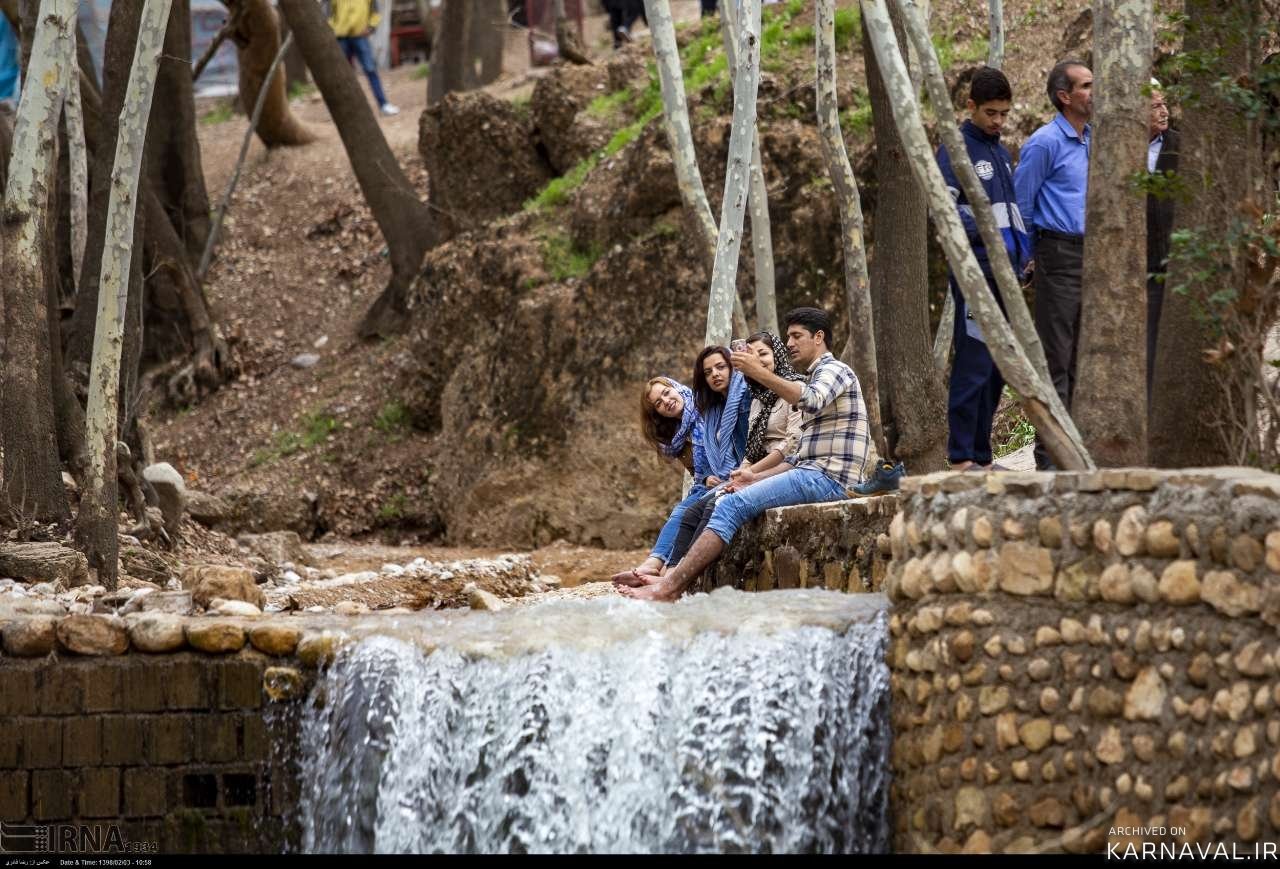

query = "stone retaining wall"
[[701, 495, 898, 593], [884, 467, 1280, 854]]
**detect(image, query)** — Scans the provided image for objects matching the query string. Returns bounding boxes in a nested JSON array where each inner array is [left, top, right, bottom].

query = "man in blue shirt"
[[1014, 59, 1093, 469], [937, 67, 1029, 471]]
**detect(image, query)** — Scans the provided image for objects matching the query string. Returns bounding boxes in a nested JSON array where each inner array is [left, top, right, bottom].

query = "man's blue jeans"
[[338, 36, 390, 108], [649, 484, 708, 564], [705, 468, 845, 546]]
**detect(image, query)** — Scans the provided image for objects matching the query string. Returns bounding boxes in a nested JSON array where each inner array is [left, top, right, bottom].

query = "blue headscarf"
[[699, 370, 750, 479], [658, 377, 703, 459]]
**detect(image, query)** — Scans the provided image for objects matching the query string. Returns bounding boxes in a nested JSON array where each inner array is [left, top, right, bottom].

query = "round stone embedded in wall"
[[1158, 561, 1201, 605], [1146, 520, 1181, 558], [1, 616, 58, 656], [127, 614, 187, 652], [55, 614, 129, 656], [185, 620, 247, 654], [1230, 534, 1264, 572]]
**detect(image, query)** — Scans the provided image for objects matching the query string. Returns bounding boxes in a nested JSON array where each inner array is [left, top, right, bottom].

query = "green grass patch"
[[587, 89, 632, 118], [833, 7, 861, 49], [542, 232, 602, 281], [200, 101, 235, 126], [377, 492, 407, 522], [526, 157, 596, 210], [373, 401, 410, 437], [840, 104, 873, 137], [249, 411, 337, 467], [411, 63, 430, 80], [993, 387, 1036, 458], [287, 80, 316, 100]]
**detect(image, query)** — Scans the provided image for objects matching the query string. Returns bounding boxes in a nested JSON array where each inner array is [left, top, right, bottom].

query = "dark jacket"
[[1146, 128, 1180, 276], [936, 120, 1031, 276]]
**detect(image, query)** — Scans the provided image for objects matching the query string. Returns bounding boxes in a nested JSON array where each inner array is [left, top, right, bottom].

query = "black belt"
[[1038, 229, 1084, 244]]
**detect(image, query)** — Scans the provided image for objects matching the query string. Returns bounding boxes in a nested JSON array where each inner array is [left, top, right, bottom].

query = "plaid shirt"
[[786, 353, 876, 490]]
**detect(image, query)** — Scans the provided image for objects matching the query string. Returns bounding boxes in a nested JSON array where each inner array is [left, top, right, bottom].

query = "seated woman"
[[664, 332, 804, 569], [612, 348, 751, 584]]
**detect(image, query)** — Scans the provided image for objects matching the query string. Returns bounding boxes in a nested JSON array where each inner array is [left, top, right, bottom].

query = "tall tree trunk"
[[642, 0, 748, 337], [1073, 0, 1152, 466], [0, 0, 75, 523], [815, 0, 885, 458], [986, 0, 1003, 68], [704, 0, 761, 348], [64, 32, 89, 291], [280, 0, 436, 338], [76, 0, 172, 590], [276, 9, 310, 93], [68, 0, 147, 375], [148, 0, 214, 264], [862, 0, 1092, 470], [1149, 0, 1263, 466], [719, 0, 776, 335], [428, 0, 470, 105], [897, 0, 1051, 386], [863, 2, 946, 471], [470, 0, 506, 83], [229, 0, 316, 146]]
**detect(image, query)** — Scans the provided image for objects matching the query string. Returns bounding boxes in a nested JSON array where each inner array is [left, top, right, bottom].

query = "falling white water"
[[296, 588, 891, 854]]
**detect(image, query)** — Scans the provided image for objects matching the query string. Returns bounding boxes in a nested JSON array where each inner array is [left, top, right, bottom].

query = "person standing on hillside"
[[1014, 59, 1092, 470], [1145, 80, 1179, 396], [937, 67, 1029, 472], [329, 0, 400, 116]]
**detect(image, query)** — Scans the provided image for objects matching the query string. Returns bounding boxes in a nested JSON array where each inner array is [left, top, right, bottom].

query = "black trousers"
[[1032, 232, 1084, 470], [1146, 272, 1165, 399]]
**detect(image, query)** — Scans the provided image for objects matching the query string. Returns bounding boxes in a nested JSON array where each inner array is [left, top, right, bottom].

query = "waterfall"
[[295, 588, 892, 853]]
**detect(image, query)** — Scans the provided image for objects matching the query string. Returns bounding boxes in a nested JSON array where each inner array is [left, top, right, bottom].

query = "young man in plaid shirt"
[[618, 307, 895, 602]]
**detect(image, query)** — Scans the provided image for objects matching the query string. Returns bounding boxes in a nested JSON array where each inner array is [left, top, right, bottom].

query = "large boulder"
[[0, 542, 90, 587], [530, 62, 612, 173], [143, 462, 186, 539], [419, 90, 554, 241], [236, 531, 310, 566], [198, 487, 323, 539], [180, 564, 265, 610]]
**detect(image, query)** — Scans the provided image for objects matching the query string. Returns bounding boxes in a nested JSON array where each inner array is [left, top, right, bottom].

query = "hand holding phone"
[[730, 338, 748, 353]]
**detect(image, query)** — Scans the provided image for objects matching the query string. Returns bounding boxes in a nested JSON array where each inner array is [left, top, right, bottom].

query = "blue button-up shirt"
[[1014, 113, 1091, 239]]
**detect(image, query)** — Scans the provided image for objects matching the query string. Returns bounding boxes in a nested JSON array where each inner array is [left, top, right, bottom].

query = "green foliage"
[[542, 232, 602, 280], [932, 34, 956, 70], [587, 89, 632, 118], [377, 492, 407, 522], [833, 7, 861, 49], [411, 63, 430, 80], [993, 387, 1036, 459], [995, 415, 1036, 459], [199, 101, 234, 125], [527, 157, 596, 209], [840, 104, 873, 137], [373, 401, 410, 437], [249, 411, 337, 467], [287, 80, 316, 100]]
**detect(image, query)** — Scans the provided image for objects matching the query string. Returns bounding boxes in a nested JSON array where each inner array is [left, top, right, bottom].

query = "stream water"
[[294, 588, 892, 853]]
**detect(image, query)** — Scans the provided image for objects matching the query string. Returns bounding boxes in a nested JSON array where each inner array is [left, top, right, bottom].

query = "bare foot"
[[618, 579, 682, 602], [611, 569, 662, 588]]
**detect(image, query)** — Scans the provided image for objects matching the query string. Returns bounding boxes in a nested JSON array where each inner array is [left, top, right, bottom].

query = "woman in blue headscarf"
[[613, 348, 751, 586]]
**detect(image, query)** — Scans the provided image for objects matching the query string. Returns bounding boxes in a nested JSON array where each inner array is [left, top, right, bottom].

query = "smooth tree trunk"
[[64, 30, 89, 291], [644, 0, 718, 262], [987, 0, 1003, 68], [229, 0, 315, 146], [862, 2, 947, 470], [1149, 0, 1262, 466], [861, 0, 1093, 470], [471, 0, 505, 82], [280, 0, 436, 338], [428, 0, 470, 104], [643, 0, 748, 337], [815, 0, 885, 458], [76, 0, 172, 589], [1073, 0, 1152, 466], [199, 33, 295, 280], [0, 0, 75, 522], [720, 0, 777, 336], [705, 0, 761, 347], [897, 0, 1051, 386], [932, 294, 954, 369]]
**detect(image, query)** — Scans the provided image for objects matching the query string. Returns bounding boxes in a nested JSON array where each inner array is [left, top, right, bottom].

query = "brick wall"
[[0, 652, 305, 854]]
